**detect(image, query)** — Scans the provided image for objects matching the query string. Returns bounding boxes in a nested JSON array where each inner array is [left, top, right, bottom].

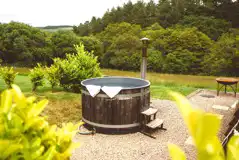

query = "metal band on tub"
[[82, 117, 140, 128]]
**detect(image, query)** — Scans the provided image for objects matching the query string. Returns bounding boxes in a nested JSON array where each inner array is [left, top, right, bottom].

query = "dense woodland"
[[0, 0, 239, 76]]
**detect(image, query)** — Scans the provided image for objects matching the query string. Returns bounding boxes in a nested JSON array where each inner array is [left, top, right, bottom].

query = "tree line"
[[0, 0, 238, 76], [73, 0, 239, 38]]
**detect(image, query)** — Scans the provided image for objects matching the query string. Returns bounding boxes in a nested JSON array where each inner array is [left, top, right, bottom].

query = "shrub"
[[29, 64, 45, 92], [46, 65, 59, 91], [0, 66, 18, 88], [0, 85, 81, 159], [54, 43, 101, 92], [168, 92, 239, 160]]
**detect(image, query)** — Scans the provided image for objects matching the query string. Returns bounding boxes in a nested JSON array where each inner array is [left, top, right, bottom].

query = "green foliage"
[[0, 66, 18, 88], [179, 16, 231, 40], [0, 85, 81, 159], [29, 64, 45, 92], [1, 0, 239, 77], [78, 36, 103, 59], [151, 27, 212, 74], [46, 65, 59, 91], [53, 43, 101, 92], [97, 22, 142, 51], [162, 49, 196, 74], [109, 52, 141, 71], [98, 22, 142, 70], [168, 92, 239, 160], [203, 33, 239, 76], [51, 30, 81, 59], [147, 50, 163, 72], [0, 22, 52, 66], [73, 0, 239, 36]]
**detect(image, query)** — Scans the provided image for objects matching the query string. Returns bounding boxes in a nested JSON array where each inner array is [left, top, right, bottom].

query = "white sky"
[[0, 0, 155, 27]]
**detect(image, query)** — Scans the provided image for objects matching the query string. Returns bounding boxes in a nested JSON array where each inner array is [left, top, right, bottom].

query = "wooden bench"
[[140, 107, 166, 138]]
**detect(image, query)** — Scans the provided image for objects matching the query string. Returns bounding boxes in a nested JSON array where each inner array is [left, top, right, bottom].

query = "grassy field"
[[2, 67, 237, 125], [41, 27, 73, 32]]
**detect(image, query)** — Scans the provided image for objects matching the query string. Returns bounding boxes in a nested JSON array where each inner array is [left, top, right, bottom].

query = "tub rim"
[[81, 76, 150, 90]]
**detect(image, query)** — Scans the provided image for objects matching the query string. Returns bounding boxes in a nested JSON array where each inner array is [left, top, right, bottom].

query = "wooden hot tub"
[[81, 77, 150, 132]]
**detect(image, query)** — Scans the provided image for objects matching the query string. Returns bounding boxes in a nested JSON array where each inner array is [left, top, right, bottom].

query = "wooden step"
[[146, 118, 164, 129], [141, 108, 158, 116]]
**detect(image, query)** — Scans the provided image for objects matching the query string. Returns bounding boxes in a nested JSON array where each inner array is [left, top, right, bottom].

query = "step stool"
[[140, 107, 166, 139]]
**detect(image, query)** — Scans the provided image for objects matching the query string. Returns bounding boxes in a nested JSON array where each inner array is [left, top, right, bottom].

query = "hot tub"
[[81, 77, 150, 132]]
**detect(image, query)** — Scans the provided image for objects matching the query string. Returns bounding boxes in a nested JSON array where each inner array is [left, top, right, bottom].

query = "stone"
[[212, 105, 229, 111], [231, 100, 239, 109]]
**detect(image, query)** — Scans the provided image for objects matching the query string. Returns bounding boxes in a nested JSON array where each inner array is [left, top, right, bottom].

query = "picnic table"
[[216, 78, 239, 97]]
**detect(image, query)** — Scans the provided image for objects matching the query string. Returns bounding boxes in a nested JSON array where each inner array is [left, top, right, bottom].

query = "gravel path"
[[71, 90, 238, 160]]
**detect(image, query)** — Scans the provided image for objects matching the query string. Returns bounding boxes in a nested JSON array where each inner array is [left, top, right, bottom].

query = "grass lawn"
[[1, 67, 237, 126]]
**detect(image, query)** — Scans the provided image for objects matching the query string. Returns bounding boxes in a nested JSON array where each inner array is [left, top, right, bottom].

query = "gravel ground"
[[71, 90, 238, 160]]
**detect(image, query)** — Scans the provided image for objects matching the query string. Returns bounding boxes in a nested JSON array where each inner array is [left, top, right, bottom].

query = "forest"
[[0, 0, 238, 76]]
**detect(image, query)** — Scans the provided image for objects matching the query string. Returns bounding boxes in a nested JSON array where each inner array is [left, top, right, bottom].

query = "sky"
[[0, 0, 154, 27]]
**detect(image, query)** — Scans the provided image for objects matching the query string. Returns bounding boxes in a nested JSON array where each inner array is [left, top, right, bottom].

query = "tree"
[[151, 27, 212, 73], [98, 22, 142, 70], [78, 36, 103, 59], [0, 22, 52, 66], [179, 16, 231, 40], [162, 49, 197, 74], [203, 33, 239, 76], [51, 30, 80, 58]]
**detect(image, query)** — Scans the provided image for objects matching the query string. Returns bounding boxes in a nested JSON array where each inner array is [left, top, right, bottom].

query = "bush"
[[0, 85, 81, 159], [0, 66, 18, 88], [46, 65, 59, 91], [29, 64, 45, 92], [54, 43, 101, 92]]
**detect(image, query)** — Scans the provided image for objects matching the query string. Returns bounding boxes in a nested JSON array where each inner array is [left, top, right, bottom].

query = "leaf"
[[168, 143, 186, 160], [169, 91, 195, 136], [11, 84, 25, 102], [2, 143, 23, 159], [31, 137, 41, 148], [31, 146, 45, 159], [1, 90, 12, 114], [36, 146, 56, 160], [195, 113, 221, 146], [31, 99, 48, 117], [227, 136, 239, 160]]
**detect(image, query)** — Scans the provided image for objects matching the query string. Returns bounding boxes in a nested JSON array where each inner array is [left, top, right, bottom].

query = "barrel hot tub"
[[81, 77, 150, 133]]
